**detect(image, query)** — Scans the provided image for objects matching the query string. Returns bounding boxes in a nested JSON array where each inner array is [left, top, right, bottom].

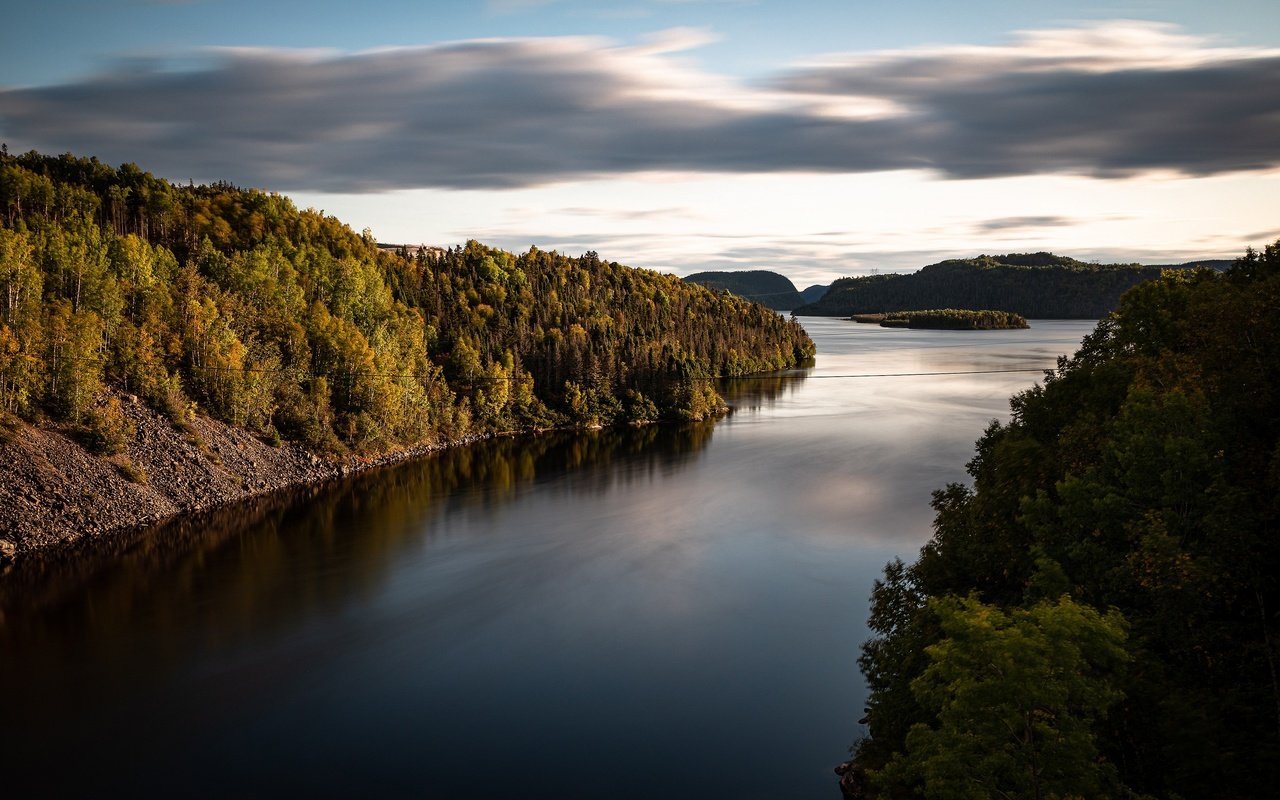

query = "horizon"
[[3, 1, 1278, 284]]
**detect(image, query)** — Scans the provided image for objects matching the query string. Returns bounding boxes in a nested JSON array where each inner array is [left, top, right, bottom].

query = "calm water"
[[1, 318, 1095, 798]]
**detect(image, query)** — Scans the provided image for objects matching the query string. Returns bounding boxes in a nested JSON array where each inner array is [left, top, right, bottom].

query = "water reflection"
[[1, 425, 736, 793], [719, 366, 811, 413], [0, 318, 1093, 799], [1, 422, 734, 621]]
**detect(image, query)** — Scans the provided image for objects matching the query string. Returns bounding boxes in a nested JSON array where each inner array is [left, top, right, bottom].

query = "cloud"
[[1, 21, 1277, 191], [974, 215, 1075, 233], [1247, 227, 1280, 243], [777, 21, 1280, 179], [551, 205, 696, 221]]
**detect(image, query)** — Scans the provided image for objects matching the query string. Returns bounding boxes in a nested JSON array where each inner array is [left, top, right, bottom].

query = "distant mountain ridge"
[[800, 284, 831, 304], [794, 252, 1233, 318], [683, 270, 806, 310]]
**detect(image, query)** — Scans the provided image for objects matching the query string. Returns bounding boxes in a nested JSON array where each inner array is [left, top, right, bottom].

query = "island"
[[851, 309, 1028, 329]]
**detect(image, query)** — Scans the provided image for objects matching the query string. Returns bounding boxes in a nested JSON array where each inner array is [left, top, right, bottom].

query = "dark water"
[[0, 318, 1095, 798]]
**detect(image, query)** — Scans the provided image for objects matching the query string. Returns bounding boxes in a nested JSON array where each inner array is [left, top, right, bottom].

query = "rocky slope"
[[0, 394, 448, 564]]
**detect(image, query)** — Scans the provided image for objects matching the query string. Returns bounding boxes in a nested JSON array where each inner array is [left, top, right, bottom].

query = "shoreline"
[[0, 395, 447, 566], [0, 394, 729, 569]]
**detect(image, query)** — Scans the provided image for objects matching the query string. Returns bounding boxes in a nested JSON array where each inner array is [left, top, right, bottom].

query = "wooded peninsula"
[[0, 149, 814, 556], [842, 241, 1280, 799]]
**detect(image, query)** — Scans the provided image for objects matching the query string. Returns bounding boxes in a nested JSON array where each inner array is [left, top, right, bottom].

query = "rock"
[[834, 760, 869, 799], [0, 387, 448, 560]]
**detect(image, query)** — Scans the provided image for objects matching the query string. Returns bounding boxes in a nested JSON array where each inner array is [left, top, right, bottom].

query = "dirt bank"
[[0, 394, 450, 564]]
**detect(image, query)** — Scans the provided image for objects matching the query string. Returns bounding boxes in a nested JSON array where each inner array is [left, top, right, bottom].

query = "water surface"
[[1, 318, 1095, 798]]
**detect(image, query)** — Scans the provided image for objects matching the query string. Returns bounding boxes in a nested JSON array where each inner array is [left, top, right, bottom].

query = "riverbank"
[[0, 394, 479, 565], [0, 392, 732, 566]]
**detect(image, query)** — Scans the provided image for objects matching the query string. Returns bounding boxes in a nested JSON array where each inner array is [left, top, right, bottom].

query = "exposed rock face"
[[0, 395, 443, 563]]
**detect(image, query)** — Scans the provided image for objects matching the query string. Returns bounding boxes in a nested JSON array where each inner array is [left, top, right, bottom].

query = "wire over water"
[[722, 367, 1052, 380]]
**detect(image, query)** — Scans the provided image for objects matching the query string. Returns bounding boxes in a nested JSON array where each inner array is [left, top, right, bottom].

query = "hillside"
[[846, 241, 1280, 798], [0, 150, 814, 557], [795, 252, 1232, 318], [800, 284, 830, 304], [683, 269, 805, 310]]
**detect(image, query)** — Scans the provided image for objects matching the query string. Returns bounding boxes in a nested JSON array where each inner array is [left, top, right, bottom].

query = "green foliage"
[[0, 409, 20, 446], [80, 395, 133, 455], [856, 242, 1280, 798], [113, 457, 148, 484], [872, 309, 1029, 330], [0, 149, 814, 454], [874, 595, 1129, 800], [799, 253, 1225, 318]]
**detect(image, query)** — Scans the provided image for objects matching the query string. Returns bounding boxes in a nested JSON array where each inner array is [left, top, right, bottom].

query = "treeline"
[[798, 252, 1228, 318], [854, 309, 1028, 330], [0, 149, 814, 456], [847, 243, 1280, 798]]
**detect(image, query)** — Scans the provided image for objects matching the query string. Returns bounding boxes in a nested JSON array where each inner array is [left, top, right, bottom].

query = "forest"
[[853, 309, 1029, 330], [846, 242, 1280, 798], [798, 252, 1229, 318], [0, 149, 814, 458]]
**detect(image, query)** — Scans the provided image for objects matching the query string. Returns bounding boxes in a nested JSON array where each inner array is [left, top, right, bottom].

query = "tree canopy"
[[798, 253, 1233, 319], [851, 241, 1280, 798], [856, 309, 1028, 330], [0, 149, 814, 455]]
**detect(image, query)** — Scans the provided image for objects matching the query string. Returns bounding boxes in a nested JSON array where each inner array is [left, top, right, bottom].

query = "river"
[[0, 317, 1095, 798]]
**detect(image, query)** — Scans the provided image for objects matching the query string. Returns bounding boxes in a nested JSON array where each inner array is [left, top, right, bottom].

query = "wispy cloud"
[[1246, 227, 1280, 243], [1, 22, 1276, 191], [552, 205, 697, 221], [974, 216, 1075, 233]]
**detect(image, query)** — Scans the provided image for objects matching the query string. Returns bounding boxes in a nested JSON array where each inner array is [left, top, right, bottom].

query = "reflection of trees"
[[718, 363, 811, 412], [0, 422, 719, 642]]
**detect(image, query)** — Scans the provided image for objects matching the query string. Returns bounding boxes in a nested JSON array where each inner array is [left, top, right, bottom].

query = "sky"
[[2, 1, 1279, 286]]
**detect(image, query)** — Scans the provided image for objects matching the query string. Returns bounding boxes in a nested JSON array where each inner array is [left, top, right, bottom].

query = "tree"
[[873, 595, 1130, 800], [0, 148, 816, 451], [43, 300, 104, 423], [854, 242, 1280, 797], [0, 227, 42, 414]]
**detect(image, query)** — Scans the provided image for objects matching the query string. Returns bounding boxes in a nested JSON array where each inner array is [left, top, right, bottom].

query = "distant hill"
[[683, 270, 804, 310], [793, 252, 1233, 318], [1150, 259, 1235, 271], [800, 284, 830, 304]]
